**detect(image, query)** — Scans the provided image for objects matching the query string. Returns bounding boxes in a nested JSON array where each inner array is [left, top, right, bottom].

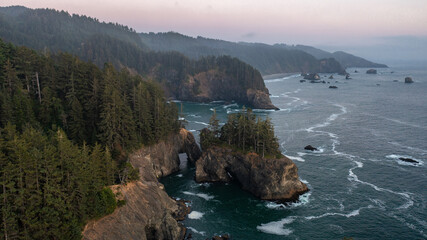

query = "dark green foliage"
[[0, 126, 117, 239], [93, 188, 117, 219], [0, 39, 180, 239], [0, 6, 269, 108], [203, 108, 281, 158], [0, 38, 179, 148]]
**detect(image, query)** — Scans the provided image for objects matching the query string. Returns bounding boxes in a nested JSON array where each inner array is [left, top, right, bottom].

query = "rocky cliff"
[[82, 129, 201, 240], [173, 69, 278, 110], [195, 147, 308, 202]]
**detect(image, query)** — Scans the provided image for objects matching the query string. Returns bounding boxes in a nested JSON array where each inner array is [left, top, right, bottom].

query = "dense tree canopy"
[[0, 38, 180, 239], [201, 108, 281, 158]]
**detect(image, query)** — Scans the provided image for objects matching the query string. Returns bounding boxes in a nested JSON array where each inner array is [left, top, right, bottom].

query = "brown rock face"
[[195, 147, 308, 202], [82, 129, 201, 240], [173, 70, 278, 110]]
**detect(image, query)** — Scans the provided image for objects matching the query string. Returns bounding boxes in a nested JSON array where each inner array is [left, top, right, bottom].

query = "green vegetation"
[[0, 6, 269, 106], [201, 108, 281, 158], [0, 38, 180, 239]]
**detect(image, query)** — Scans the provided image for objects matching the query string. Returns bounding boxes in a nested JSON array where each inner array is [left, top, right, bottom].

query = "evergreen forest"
[[201, 108, 281, 158], [0, 38, 180, 239]]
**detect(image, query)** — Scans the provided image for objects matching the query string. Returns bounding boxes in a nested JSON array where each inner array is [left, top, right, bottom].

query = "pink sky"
[[1, 0, 427, 46]]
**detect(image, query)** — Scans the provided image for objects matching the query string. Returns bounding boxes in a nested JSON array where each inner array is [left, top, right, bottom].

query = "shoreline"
[[262, 72, 300, 80]]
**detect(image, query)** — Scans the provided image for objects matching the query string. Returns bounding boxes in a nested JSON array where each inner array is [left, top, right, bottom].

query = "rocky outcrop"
[[247, 89, 279, 110], [399, 157, 418, 163], [304, 73, 320, 80], [304, 145, 318, 151], [404, 77, 413, 83], [82, 129, 201, 240], [171, 68, 278, 110], [366, 69, 377, 74], [195, 147, 308, 202]]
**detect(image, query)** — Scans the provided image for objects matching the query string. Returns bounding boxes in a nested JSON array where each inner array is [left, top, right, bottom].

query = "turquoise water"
[[161, 68, 427, 239]]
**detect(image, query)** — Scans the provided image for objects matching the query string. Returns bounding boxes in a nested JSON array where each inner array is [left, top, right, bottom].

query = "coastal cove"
[[161, 67, 427, 239]]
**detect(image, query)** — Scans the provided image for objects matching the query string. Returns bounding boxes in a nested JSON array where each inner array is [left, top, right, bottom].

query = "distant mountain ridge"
[[0, 6, 276, 109], [282, 44, 388, 68], [139, 32, 387, 75], [140, 32, 347, 75]]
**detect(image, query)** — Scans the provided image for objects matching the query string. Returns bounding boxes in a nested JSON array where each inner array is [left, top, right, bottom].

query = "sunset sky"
[[2, 0, 427, 64]]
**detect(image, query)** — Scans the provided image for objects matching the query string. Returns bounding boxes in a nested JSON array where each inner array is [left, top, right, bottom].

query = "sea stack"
[[404, 77, 413, 83], [195, 146, 308, 202]]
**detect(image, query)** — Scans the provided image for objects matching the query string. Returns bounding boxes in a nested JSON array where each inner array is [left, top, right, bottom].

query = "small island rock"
[[404, 77, 413, 83], [304, 145, 318, 151], [366, 69, 377, 74]]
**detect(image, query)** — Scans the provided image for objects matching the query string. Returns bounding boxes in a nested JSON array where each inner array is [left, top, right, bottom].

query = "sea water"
[[161, 67, 427, 239]]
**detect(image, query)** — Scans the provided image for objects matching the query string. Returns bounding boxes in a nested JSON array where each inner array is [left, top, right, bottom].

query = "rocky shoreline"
[[83, 129, 308, 239], [195, 146, 309, 202], [82, 129, 201, 240]]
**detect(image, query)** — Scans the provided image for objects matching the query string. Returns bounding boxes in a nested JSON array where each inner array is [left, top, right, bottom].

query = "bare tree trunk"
[[36, 72, 41, 103]]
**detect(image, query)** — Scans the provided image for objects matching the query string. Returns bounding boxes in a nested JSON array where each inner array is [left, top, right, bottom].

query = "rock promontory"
[[82, 129, 201, 240], [195, 146, 308, 202]]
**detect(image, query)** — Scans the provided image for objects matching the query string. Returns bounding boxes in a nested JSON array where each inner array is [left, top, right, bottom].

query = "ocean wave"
[[188, 211, 204, 219], [183, 191, 214, 200], [192, 121, 209, 126], [264, 74, 301, 83], [256, 216, 295, 235], [223, 103, 239, 109], [187, 227, 206, 236], [286, 155, 305, 162], [347, 161, 414, 209], [306, 104, 347, 132], [361, 113, 427, 130], [305, 205, 373, 220]]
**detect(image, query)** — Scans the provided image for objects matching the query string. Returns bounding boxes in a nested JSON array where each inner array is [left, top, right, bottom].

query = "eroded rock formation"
[[82, 129, 201, 240], [195, 147, 308, 202]]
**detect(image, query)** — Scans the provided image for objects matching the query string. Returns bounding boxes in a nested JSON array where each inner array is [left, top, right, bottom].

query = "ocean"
[[161, 67, 427, 239]]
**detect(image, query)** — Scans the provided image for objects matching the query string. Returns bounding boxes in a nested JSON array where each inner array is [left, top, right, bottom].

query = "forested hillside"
[[0, 6, 273, 109], [283, 44, 388, 68], [140, 32, 346, 75], [0, 39, 180, 239]]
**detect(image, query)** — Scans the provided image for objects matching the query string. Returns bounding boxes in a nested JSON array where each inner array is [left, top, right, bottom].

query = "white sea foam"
[[187, 227, 206, 236], [264, 74, 300, 83], [188, 211, 204, 219], [297, 152, 307, 157], [270, 95, 280, 98], [347, 161, 414, 209], [256, 216, 295, 235], [305, 205, 373, 220], [264, 190, 311, 210], [176, 174, 183, 177], [223, 103, 239, 108], [193, 121, 210, 126], [182, 191, 214, 200], [306, 104, 347, 132], [286, 155, 305, 162], [189, 129, 197, 132], [188, 114, 201, 118]]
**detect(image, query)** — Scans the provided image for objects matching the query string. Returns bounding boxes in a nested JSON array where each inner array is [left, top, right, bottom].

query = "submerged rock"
[[329, 75, 334, 79], [304, 145, 319, 151], [404, 77, 413, 83], [399, 157, 418, 164], [329, 86, 338, 89], [300, 79, 306, 83], [366, 69, 377, 74], [195, 147, 308, 202]]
